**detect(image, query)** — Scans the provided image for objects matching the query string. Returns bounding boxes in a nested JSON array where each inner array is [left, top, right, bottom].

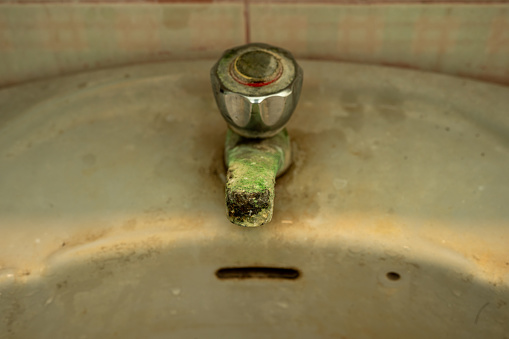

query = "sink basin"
[[0, 61, 508, 338]]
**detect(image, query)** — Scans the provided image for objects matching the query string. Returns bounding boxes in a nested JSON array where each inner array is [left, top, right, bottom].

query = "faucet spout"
[[225, 129, 291, 227]]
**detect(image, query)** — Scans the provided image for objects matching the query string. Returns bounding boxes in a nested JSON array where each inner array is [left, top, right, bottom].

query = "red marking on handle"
[[231, 66, 283, 87], [240, 77, 280, 87]]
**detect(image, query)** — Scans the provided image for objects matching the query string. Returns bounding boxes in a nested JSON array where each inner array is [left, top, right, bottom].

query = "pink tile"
[[115, 11, 161, 51], [486, 15, 509, 55], [337, 15, 384, 56], [0, 16, 13, 51], [412, 17, 459, 56]]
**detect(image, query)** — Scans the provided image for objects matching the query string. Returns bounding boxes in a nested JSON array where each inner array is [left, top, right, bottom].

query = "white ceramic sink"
[[0, 61, 508, 338]]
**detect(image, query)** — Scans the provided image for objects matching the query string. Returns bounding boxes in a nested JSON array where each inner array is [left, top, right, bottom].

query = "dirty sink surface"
[[0, 61, 508, 338]]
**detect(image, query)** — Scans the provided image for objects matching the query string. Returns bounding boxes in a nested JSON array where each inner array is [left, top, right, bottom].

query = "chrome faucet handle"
[[210, 43, 303, 138]]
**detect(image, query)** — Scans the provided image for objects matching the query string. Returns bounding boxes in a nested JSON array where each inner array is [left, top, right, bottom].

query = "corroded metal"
[[224, 128, 291, 227]]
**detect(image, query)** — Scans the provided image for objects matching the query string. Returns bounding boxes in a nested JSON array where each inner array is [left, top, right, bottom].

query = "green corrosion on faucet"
[[224, 128, 292, 227]]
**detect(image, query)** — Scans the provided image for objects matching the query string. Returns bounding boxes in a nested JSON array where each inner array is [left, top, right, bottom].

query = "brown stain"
[[5, 299, 23, 335], [190, 117, 226, 194], [373, 216, 401, 236], [90, 236, 163, 274], [143, 207, 170, 225], [61, 227, 113, 251], [423, 226, 509, 282], [201, 144, 227, 194], [373, 89, 406, 123], [122, 218, 138, 231], [19, 269, 31, 276], [49, 238, 162, 322], [470, 248, 509, 281]]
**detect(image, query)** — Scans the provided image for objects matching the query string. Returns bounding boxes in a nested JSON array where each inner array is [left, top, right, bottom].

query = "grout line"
[[238, 0, 509, 4], [244, 0, 251, 44], [2, 0, 508, 4]]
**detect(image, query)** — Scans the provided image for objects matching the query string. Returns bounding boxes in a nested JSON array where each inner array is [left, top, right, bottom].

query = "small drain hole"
[[386, 271, 401, 281], [216, 267, 300, 280]]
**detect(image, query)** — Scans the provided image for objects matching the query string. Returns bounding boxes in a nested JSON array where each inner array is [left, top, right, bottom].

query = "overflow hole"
[[216, 267, 300, 280], [386, 271, 401, 281]]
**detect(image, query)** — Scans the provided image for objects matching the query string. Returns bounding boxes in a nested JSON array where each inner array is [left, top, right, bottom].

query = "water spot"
[[35, 238, 41, 244], [338, 89, 365, 131], [333, 178, 348, 190], [56, 280, 68, 289], [171, 288, 181, 296], [349, 147, 373, 160], [153, 156, 174, 179], [276, 301, 289, 309]]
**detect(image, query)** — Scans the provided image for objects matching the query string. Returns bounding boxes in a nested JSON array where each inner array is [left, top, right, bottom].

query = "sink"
[[0, 61, 508, 338]]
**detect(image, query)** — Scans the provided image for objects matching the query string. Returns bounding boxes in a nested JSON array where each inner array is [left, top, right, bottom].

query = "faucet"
[[210, 43, 303, 227]]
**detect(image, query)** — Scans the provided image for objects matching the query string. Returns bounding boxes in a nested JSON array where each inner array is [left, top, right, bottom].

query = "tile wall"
[[0, 1, 508, 87]]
